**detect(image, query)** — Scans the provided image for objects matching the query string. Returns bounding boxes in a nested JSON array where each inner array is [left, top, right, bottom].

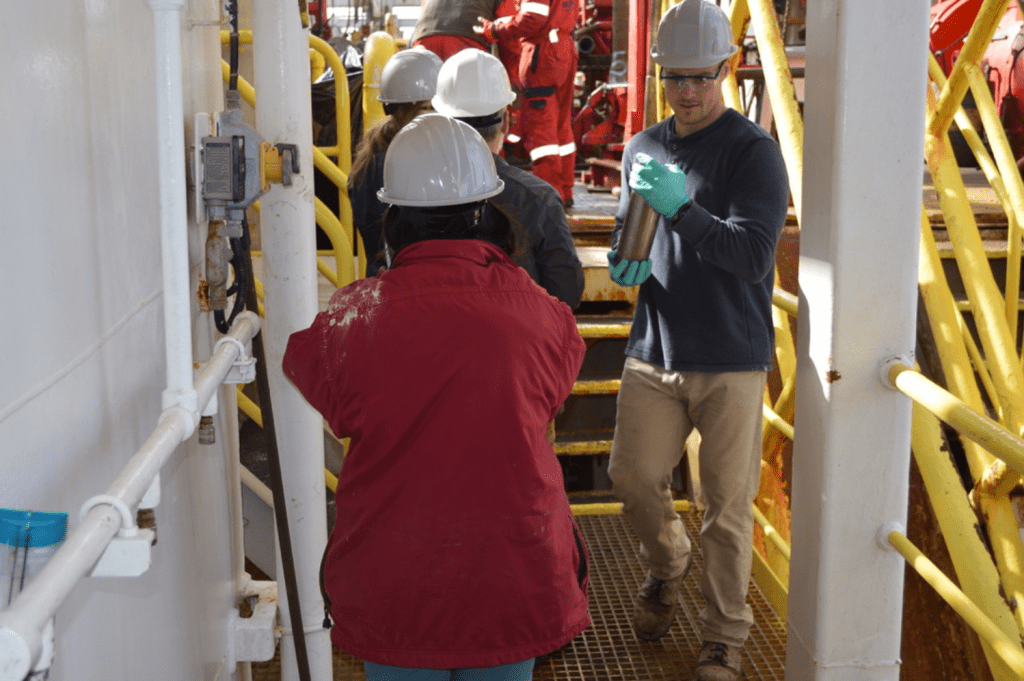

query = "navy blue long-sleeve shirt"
[[613, 109, 790, 372]]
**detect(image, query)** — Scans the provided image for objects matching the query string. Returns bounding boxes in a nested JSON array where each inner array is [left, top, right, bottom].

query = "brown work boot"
[[632, 557, 691, 641], [693, 641, 743, 680]]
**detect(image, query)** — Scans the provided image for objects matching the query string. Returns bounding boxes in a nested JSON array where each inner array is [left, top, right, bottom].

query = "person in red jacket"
[[283, 113, 590, 681], [474, 0, 581, 207]]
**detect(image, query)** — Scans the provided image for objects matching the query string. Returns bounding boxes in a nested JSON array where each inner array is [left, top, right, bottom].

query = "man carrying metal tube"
[[604, 1, 790, 679]]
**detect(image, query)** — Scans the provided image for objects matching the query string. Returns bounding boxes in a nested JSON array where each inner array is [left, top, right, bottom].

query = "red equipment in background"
[[572, 0, 628, 189], [930, 0, 1024, 165], [307, 0, 332, 39]]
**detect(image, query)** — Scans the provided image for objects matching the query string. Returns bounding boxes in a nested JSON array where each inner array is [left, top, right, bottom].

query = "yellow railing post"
[[361, 32, 396, 136]]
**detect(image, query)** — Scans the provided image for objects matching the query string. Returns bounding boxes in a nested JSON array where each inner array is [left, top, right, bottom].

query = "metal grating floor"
[[253, 510, 786, 680]]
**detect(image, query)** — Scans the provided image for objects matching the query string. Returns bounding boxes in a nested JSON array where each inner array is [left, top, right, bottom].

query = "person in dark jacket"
[[348, 48, 440, 276], [604, 2, 790, 680], [284, 113, 590, 681], [432, 48, 584, 309]]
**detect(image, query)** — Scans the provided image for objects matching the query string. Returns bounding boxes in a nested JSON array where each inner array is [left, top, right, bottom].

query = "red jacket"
[[283, 239, 590, 669]]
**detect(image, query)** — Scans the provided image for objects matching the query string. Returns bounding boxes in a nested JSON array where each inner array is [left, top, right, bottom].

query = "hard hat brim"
[[650, 43, 738, 70], [431, 90, 516, 118], [377, 180, 506, 207]]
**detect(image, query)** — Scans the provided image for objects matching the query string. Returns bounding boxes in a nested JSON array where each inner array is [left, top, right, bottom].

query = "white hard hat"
[[432, 49, 516, 118], [410, 44, 444, 71], [378, 49, 441, 104], [377, 113, 505, 206], [650, 0, 739, 70]]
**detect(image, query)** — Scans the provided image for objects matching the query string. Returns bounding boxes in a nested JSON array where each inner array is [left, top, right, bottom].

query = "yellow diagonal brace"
[[747, 0, 803, 224], [911, 403, 1021, 681], [890, 530, 1024, 679], [965, 62, 1024, 341], [925, 104, 1024, 436]]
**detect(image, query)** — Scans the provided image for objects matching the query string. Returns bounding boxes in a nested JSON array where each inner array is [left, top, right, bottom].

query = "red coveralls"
[[488, 0, 581, 204]]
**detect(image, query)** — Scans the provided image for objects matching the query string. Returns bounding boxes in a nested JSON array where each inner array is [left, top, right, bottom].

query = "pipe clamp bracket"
[[214, 336, 257, 384], [79, 495, 139, 538]]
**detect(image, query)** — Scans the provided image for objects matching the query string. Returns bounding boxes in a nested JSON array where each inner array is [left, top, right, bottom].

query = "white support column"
[[787, 2, 931, 680], [251, 5, 333, 681]]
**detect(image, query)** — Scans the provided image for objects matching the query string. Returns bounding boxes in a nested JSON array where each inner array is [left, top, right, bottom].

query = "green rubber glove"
[[629, 152, 691, 218], [607, 251, 652, 287]]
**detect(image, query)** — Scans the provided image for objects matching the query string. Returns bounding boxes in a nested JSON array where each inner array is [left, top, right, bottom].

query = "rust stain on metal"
[[826, 369, 842, 383], [197, 278, 211, 312]]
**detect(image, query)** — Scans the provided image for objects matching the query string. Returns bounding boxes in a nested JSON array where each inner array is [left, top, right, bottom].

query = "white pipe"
[[148, 0, 199, 426], [251, 1, 333, 679], [0, 313, 261, 681]]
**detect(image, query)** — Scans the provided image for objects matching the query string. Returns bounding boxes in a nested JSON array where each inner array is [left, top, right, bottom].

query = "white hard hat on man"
[[432, 48, 516, 119], [650, 0, 738, 69]]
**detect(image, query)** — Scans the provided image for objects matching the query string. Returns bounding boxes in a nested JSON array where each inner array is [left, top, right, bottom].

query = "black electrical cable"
[[214, 229, 249, 335], [238, 217, 315, 681], [228, 0, 239, 92]]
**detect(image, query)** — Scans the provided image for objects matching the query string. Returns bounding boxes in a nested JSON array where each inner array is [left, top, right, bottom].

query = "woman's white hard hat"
[[377, 113, 505, 206], [650, 0, 739, 70], [378, 49, 442, 104]]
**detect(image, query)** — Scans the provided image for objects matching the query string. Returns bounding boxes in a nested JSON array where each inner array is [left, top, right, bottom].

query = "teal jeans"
[[363, 658, 536, 680]]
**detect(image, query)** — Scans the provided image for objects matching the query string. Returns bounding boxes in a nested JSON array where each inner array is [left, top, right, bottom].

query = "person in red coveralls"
[[283, 113, 590, 681], [410, 0, 501, 60], [493, 0, 526, 153], [474, 0, 581, 207]]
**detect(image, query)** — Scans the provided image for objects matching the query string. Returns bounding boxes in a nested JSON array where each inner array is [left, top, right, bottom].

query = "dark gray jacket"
[[491, 155, 584, 308]]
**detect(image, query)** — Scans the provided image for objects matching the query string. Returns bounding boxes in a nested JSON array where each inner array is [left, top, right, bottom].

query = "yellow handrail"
[[888, 363, 1024, 478], [888, 530, 1024, 678], [570, 500, 689, 516], [220, 30, 360, 285], [752, 503, 790, 561], [772, 287, 798, 318], [761, 404, 793, 441]]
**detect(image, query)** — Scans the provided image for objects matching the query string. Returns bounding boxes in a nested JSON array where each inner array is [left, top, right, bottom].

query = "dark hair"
[[383, 201, 525, 263], [348, 102, 429, 191], [458, 109, 505, 147]]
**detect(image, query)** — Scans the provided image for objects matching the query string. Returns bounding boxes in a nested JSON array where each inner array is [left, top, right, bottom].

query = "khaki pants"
[[608, 356, 765, 647]]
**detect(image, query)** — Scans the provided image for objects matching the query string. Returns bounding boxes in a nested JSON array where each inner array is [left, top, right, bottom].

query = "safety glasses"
[[660, 61, 726, 91]]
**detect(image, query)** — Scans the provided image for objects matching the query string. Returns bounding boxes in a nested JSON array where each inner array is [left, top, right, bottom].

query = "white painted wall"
[[0, 2, 244, 679]]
